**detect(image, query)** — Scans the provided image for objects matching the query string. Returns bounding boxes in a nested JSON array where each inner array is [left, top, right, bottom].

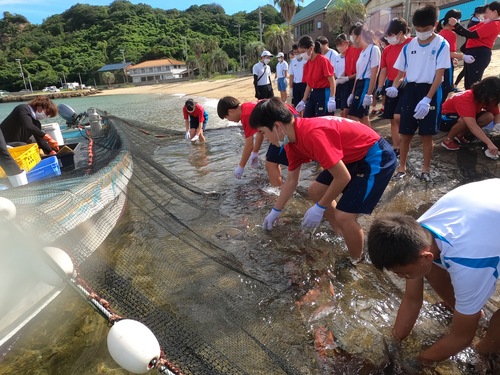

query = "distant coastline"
[[0, 89, 100, 104]]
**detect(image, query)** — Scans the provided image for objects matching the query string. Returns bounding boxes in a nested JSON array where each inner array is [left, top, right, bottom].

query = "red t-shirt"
[[285, 116, 381, 171], [241, 101, 298, 138], [466, 20, 500, 49], [302, 54, 334, 89], [344, 46, 362, 76], [183, 103, 205, 122], [380, 38, 412, 81], [439, 29, 457, 52], [442, 89, 500, 117]]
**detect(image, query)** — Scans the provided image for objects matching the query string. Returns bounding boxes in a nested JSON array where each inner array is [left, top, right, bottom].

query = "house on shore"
[[98, 62, 134, 83], [128, 59, 188, 83]]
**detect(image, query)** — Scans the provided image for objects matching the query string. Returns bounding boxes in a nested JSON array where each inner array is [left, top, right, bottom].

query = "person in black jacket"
[[0, 96, 59, 156]]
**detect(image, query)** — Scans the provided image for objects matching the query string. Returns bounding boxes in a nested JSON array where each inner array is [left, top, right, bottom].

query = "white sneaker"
[[191, 135, 199, 143], [493, 124, 500, 133]]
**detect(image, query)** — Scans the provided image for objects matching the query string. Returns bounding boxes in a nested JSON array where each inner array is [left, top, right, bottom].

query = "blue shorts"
[[292, 82, 307, 107], [304, 87, 334, 118], [266, 144, 289, 166], [398, 82, 442, 136], [439, 111, 484, 132], [335, 81, 350, 111], [189, 110, 208, 130], [278, 77, 287, 91], [348, 79, 370, 119], [315, 137, 397, 214]]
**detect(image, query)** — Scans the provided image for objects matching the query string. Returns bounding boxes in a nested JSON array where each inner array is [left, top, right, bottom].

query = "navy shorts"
[[292, 82, 307, 107], [335, 81, 350, 111], [266, 144, 289, 166], [382, 80, 406, 120], [315, 137, 397, 214], [278, 77, 287, 91], [441, 65, 454, 105], [439, 111, 484, 132], [398, 82, 442, 136], [304, 87, 334, 118], [189, 110, 208, 130], [348, 79, 370, 119]]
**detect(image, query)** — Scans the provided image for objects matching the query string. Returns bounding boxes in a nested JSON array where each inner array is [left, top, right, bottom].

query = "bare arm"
[[302, 85, 312, 102], [274, 166, 301, 210], [391, 71, 405, 89], [351, 78, 358, 95], [367, 66, 379, 95], [317, 161, 350, 208], [327, 75, 336, 97], [426, 68, 445, 99], [239, 136, 254, 167], [377, 67, 387, 89], [253, 132, 264, 153], [450, 51, 463, 59], [185, 119, 189, 132], [463, 117, 498, 154], [289, 74, 294, 88], [393, 278, 424, 340]]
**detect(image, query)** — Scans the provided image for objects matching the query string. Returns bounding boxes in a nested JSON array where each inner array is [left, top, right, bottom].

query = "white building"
[[129, 58, 188, 83]]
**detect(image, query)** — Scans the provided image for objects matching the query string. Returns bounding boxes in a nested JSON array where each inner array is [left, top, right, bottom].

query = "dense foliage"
[[0, 1, 295, 90]]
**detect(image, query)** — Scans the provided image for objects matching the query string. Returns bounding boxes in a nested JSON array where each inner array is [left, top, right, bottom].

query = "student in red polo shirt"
[[183, 99, 208, 143], [449, 1, 500, 88], [343, 24, 363, 110], [217, 96, 298, 186], [248, 97, 397, 259], [376, 17, 412, 156], [440, 77, 500, 158], [294, 36, 336, 118]]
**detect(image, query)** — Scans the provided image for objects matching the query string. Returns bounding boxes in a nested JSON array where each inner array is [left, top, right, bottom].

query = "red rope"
[[155, 350, 186, 375]]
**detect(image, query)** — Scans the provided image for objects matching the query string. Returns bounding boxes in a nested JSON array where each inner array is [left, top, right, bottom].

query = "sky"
[[1, 0, 315, 25]]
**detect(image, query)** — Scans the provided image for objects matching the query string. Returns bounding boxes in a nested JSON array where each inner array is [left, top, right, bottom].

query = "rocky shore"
[[0, 89, 101, 103]]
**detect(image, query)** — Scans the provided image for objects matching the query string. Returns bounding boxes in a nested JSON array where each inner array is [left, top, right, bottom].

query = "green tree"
[[212, 49, 229, 74], [185, 55, 197, 78], [325, 0, 366, 33], [245, 41, 265, 66], [200, 53, 213, 78], [264, 25, 290, 55], [273, 0, 303, 51], [102, 71, 115, 87]]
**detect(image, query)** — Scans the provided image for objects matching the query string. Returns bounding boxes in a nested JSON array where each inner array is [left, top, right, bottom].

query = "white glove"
[[493, 123, 500, 133], [234, 165, 244, 179], [185, 131, 191, 140], [302, 203, 327, 229], [362, 94, 373, 108], [296, 100, 306, 112], [274, 78, 277, 84], [263, 207, 281, 230], [386, 86, 398, 98], [336, 76, 349, 84], [289, 88, 293, 98], [414, 97, 432, 119], [327, 97, 336, 112], [347, 94, 354, 107], [191, 134, 199, 142], [249, 152, 259, 169], [463, 54, 475, 64]]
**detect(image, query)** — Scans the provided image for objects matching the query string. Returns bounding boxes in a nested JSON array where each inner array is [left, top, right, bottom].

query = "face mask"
[[275, 127, 289, 154], [301, 50, 311, 61], [479, 15, 485, 21], [387, 35, 399, 45], [278, 58, 283, 62], [416, 30, 433, 40], [36, 111, 47, 120], [264, 58, 270, 64], [349, 35, 355, 44]]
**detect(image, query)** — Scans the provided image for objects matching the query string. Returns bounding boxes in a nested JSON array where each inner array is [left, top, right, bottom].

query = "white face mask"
[[264, 58, 271, 64], [36, 111, 47, 120], [349, 35, 355, 44], [278, 58, 283, 62], [416, 29, 433, 41], [387, 35, 399, 45], [301, 50, 311, 61], [479, 15, 485, 21]]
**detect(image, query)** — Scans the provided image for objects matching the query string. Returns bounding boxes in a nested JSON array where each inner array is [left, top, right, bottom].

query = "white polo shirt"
[[333, 54, 345, 78], [355, 44, 381, 80], [324, 48, 339, 67], [288, 57, 306, 83], [252, 61, 272, 86], [417, 179, 500, 315], [276, 61, 288, 79], [394, 34, 451, 84]]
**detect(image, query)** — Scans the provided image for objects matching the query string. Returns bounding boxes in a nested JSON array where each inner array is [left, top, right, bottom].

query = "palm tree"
[[185, 55, 197, 78], [190, 38, 205, 78], [204, 35, 220, 54], [264, 24, 290, 54], [245, 41, 266, 66], [212, 49, 229, 74], [200, 53, 213, 78], [273, 0, 303, 51], [325, 0, 366, 33]]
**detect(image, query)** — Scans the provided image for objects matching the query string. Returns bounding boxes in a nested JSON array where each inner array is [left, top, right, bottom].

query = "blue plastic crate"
[[27, 156, 61, 183]]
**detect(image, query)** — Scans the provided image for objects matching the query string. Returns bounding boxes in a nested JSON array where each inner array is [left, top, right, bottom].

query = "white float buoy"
[[33, 247, 76, 286], [107, 319, 161, 374], [0, 197, 16, 221]]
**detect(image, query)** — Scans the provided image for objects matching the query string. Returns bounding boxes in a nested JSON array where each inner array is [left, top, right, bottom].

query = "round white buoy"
[[0, 197, 16, 221], [107, 319, 160, 374], [33, 247, 75, 286]]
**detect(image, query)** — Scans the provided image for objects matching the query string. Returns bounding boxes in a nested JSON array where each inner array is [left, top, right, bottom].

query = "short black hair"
[[385, 17, 408, 36], [349, 23, 362, 35], [298, 35, 322, 54], [316, 36, 329, 45], [488, 1, 500, 15], [412, 5, 438, 27], [292, 43, 298, 50], [185, 99, 195, 111], [437, 9, 462, 32], [336, 33, 348, 45], [248, 97, 294, 130], [217, 96, 240, 119], [471, 76, 500, 106], [474, 5, 486, 15], [368, 213, 432, 271]]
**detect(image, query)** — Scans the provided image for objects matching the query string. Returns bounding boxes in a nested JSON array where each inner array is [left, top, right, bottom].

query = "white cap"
[[261, 50, 273, 57], [277, 52, 284, 58]]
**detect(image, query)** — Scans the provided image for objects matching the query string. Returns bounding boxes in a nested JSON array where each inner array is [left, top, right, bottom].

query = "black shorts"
[[398, 82, 442, 136], [189, 111, 208, 130], [348, 79, 370, 119], [304, 87, 334, 118], [315, 137, 397, 214], [257, 84, 274, 99], [266, 144, 289, 166], [439, 111, 484, 132], [441, 65, 454, 105], [335, 81, 350, 111], [292, 82, 307, 107], [382, 80, 406, 120]]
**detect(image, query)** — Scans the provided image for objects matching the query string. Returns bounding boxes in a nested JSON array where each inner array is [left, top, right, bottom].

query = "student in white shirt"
[[317, 36, 339, 67], [274, 52, 289, 102], [333, 34, 349, 118], [252, 50, 274, 99], [389, 5, 451, 182], [288, 44, 307, 114]]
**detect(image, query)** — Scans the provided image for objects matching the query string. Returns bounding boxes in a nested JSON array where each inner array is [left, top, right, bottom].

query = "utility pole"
[[258, 7, 263, 42], [182, 36, 188, 58], [235, 25, 242, 73], [15, 59, 27, 91], [62, 71, 67, 87], [78, 72, 83, 87], [27, 75, 33, 93], [120, 49, 127, 84]]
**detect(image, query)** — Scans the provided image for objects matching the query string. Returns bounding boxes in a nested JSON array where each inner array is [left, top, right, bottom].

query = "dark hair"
[[298, 35, 322, 54], [185, 99, 195, 112], [316, 36, 329, 46], [412, 5, 438, 27], [380, 37, 388, 47], [292, 43, 298, 50], [248, 97, 294, 130], [474, 5, 486, 15], [407, 26, 412, 35], [487, 1, 500, 15], [385, 17, 408, 36], [436, 9, 462, 32], [353, 25, 377, 45], [471, 76, 500, 106], [368, 213, 432, 271], [349, 23, 362, 35], [217, 96, 240, 119], [336, 33, 348, 45], [28, 96, 58, 117]]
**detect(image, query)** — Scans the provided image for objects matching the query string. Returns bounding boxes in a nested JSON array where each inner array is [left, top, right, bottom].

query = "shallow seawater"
[[1, 95, 500, 374]]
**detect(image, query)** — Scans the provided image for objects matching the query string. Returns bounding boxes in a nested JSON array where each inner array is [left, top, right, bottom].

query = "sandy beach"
[[97, 49, 500, 101]]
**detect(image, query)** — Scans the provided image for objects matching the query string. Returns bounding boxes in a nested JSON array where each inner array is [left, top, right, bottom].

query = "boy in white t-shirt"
[[368, 179, 500, 367], [389, 5, 451, 182], [275, 52, 289, 103]]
